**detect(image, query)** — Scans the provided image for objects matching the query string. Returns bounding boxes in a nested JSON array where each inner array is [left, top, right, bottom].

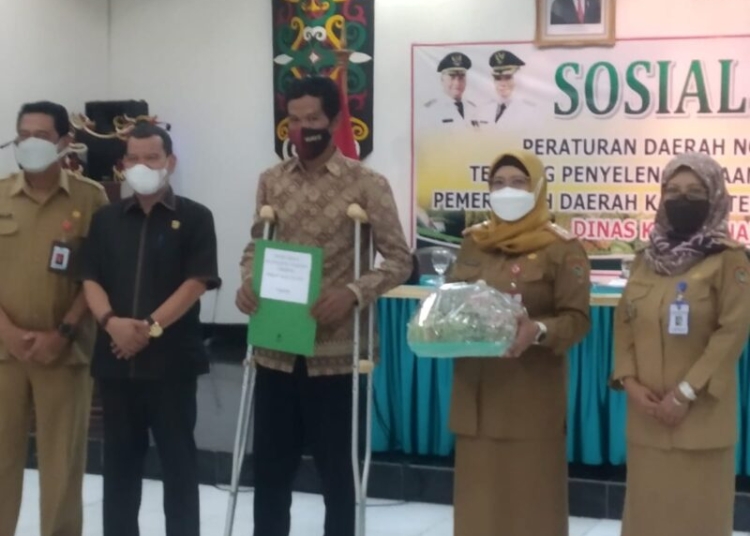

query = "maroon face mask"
[[289, 127, 332, 160]]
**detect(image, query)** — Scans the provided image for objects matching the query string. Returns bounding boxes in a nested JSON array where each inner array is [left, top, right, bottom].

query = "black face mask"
[[289, 127, 332, 160], [664, 197, 710, 237]]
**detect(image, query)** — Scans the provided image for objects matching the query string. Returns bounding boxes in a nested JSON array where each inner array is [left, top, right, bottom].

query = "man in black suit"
[[550, 0, 601, 24]]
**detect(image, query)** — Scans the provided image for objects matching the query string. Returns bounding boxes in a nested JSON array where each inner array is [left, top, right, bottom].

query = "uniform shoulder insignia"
[[69, 172, 105, 192], [547, 223, 573, 240], [466, 100, 476, 107], [565, 255, 589, 282], [424, 99, 437, 108], [522, 99, 536, 107]]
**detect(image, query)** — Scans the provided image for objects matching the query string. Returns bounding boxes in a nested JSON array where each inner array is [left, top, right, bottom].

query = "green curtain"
[[374, 298, 750, 474]]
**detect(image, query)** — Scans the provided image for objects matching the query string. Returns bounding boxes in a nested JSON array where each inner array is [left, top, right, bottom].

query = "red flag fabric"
[[333, 70, 359, 160]]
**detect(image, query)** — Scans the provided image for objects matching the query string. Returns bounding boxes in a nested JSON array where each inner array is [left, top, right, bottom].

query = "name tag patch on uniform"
[[48, 241, 72, 274], [668, 281, 689, 335]]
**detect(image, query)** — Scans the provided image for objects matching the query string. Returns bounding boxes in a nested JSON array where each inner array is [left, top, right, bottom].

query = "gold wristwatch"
[[147, 316, 163, 338]]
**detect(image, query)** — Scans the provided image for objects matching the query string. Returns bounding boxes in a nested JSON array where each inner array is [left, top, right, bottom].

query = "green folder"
[[248, 240, 323, 357]]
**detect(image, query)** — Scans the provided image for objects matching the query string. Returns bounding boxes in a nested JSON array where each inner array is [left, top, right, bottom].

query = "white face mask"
[[14, 137, 67, 173], [489, 180, 541, 222], [124, 164, 168, 195]]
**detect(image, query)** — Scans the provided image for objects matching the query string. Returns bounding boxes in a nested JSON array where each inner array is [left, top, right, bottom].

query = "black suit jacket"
[[550, 0, 602, 25]]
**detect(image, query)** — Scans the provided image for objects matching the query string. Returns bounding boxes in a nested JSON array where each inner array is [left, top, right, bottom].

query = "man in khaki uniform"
[[0, 102, 107, 536]]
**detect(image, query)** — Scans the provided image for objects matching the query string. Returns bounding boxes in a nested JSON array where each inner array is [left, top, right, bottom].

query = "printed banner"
[[272, 0, 375, 160], [412, 36, 750, 256]]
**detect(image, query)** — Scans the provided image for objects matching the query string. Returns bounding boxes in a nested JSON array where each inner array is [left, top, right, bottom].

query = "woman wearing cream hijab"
[[449, 150, 591, 536]]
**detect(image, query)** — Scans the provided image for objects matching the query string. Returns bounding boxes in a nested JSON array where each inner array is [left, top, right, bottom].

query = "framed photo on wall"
[[535, 0, 616, 48]]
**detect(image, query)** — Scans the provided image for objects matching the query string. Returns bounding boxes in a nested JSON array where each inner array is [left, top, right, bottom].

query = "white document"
[[259, 248, 313, 305]]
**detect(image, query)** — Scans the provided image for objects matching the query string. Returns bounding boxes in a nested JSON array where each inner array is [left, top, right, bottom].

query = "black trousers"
[[99, 377, 200, 536], [253, 359, 354, 536]]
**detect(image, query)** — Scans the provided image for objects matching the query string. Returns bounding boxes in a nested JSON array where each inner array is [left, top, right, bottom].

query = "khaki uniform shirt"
[[0, 170, 108, 365], [612, 246, 750, 450], [448, 233, 591, 439], [240, 151, 412, 376]]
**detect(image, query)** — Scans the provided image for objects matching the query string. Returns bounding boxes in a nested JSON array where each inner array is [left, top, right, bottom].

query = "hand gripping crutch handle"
[[224, 205, 276, 536]]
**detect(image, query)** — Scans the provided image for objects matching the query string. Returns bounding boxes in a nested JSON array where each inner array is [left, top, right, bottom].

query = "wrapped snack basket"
[[407, 280, 523, 358]]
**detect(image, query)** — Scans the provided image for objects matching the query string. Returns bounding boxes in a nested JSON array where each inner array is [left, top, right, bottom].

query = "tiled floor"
[[14, 470, 750, 535]]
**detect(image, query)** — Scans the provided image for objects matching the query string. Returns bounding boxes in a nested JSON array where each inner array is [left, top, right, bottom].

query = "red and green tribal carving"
[[272, 0, 375, 159]]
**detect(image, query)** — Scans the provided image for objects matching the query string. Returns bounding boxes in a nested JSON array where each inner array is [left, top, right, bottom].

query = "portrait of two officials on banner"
[[419, 49, 537, 131]]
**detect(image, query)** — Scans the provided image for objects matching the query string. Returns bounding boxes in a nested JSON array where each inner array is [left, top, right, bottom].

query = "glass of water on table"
[[431, 248, 454, 286]]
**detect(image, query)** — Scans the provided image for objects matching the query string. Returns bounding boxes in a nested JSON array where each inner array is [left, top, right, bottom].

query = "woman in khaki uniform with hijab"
[[612, 152, 750, 536], [449, 150, 591, 536]]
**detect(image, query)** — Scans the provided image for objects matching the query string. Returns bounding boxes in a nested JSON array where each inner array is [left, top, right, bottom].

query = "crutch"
[[347, 203, 376, 536], [224, 205, 276, 536]]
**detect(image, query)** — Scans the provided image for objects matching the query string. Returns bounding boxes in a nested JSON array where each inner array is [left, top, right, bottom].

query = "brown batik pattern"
[[240, 151, 412, 376]]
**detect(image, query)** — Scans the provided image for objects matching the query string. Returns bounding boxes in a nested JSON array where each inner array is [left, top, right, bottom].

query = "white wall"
[[108, 0, 750, 324], [109, 0, 274, 324], [0, 0, 109, 176]]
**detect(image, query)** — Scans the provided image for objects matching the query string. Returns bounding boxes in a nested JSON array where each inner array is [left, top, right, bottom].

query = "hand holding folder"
[[311, 287, 358, 326]]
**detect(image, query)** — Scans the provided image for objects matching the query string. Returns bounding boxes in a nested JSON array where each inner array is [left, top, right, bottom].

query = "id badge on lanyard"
[[48, 219, 74, 275], [668, 281, 689, 336]]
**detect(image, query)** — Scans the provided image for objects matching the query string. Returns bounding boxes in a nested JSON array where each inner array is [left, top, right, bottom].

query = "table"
[[374, 286, 750, 475]]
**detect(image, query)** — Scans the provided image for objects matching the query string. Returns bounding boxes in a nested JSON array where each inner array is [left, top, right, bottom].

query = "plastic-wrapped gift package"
[[407, 280, 524, 358]]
